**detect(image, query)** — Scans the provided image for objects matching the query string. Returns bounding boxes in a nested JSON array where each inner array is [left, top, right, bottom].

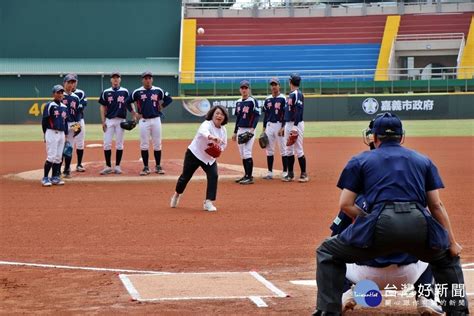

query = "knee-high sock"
[[154, 150, 162, 166], [282, 155, 288, 172], [52, 163, 61, 177], [267, 155, 274, 172], [76, 149, 84, 166], [104, 150, 112, 167], [246, 158, 254, 178], [298, 155, 306, 173], [44, 161, 53, 178], [141, 150, 149, 167], [64, 155, 72, 171], [242, 159, 248, 177], [116, 149, 123, 166], [287, 155, 295, 173]]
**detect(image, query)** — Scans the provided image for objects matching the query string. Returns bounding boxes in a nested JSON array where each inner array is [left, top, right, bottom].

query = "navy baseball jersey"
[[128, 86, 172, 119], [233, 97, 260, 133], [99, 87, 130, 119], [41, 101, 68, 133], [73, 88, 87, 120], [62, 92, 82, 122], [263, 93, 285, 126], [284, 89, 304, 125], [336, 140, 448, 249]]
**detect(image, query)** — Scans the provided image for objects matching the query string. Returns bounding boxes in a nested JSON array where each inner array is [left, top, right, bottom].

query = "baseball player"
[[71, 73, 87, 172], [127, 71, 173, 176], [61, 74, 82, 178], [313, 113, 468, 316], [170, 105, 228, 212], [282, 73, 308, 182], [231, 80, 260, 185], [41, 85, 68, 186], [261, 78, 287, 180], [98, 72, 130, 175]]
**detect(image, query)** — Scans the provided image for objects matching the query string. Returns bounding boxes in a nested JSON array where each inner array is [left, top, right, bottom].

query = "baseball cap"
[[371, 112, 403, 136], [63, 73, 77, 82], [289, 73, 301, 86], [240, 80, 250, 88], [269, 78, 280, 85], [111, 71, 121, 77], [52, 84, 64, 93], [141, 71, 153, 78]]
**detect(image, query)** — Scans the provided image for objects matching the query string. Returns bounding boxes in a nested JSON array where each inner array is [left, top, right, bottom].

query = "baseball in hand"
[[197, 27, 205, 35]]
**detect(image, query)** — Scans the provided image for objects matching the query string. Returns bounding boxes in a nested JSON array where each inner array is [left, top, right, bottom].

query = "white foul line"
[[119, 274, 141, 300], [250, 271, 288, 298], [0, 260, 171, 275], [249, 296, 268, 307], [462, 263, 474, 268]]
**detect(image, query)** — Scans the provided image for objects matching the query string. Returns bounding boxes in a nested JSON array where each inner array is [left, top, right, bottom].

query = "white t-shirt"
[[188, 120, 227, 165]]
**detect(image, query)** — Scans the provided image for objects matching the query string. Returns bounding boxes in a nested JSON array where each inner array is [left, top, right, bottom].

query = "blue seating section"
[[195, 43, 381, 83]]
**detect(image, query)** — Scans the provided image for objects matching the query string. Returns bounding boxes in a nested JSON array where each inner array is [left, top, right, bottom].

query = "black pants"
[[316, 204, 469, 314], [175, 149, 218, 200]]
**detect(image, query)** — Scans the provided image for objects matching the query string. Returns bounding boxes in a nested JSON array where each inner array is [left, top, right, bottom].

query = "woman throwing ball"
[[170, 105, 229, 212]]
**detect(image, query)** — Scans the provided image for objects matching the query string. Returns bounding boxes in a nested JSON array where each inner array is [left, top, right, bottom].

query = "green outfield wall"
[[1, 93, 472, 124], [0, 0, 181, 58]]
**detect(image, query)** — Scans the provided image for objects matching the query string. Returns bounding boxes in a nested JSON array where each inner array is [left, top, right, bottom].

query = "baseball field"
[[0, 120, 473, 314]]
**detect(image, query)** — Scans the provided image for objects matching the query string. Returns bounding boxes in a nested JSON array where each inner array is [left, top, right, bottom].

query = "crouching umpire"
[[313, 113, 469, 316]]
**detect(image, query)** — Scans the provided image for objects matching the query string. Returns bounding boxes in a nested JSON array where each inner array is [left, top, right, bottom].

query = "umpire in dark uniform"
[[313, 113, 468, 316]]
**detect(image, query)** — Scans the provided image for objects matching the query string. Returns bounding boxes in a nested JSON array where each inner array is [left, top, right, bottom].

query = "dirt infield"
[[0, 137, 472, 314]]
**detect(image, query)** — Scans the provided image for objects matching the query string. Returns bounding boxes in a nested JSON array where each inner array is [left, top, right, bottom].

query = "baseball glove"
[[70, 122, 81, 137], [63, 141, 73, 157], [205, 143, 222, 158], [258, 132, 269, 149], [237, 131, 254, 144], [120, 120, 137, 131], [286, 130, 298, 146]]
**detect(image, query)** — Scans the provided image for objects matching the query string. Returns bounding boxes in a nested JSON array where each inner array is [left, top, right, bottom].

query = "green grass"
[[0, 120, 472, 142]]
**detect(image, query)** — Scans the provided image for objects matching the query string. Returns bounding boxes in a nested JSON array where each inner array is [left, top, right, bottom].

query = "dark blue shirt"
[[336, 141, 448, 249], [62, 92, 82, 123], [234, 96, 260, 133], [41, 100, 68, 133], [284, 89, 304, 126], [99, 87, 130, 119], [72, 88, 87, 120], [263, 93, 285, 127], [128, 86, 172, 119]]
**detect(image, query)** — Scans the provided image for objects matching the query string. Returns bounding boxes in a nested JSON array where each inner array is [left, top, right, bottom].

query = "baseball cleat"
[[51, 177, 65, 185], [100, 167, 113, 175], [342, 287, 356, 313], [63, 169, 72, 178], [262, 171, 273, 180], [281, 173, 294, 182], [170, 193, 181, 208], [76, 164, 86, 172], [114, 166, 122, 174], [235, 176, 246, 183], [298, 172, 309, 183], [140, 166, 150, 176], [155, 165, 165, 174], [281, 171, 288, 178], [203, 200, 217, 212], [239, 176, 254, 185], [41, 177, 52, 187], [416, 296, 444, 316]]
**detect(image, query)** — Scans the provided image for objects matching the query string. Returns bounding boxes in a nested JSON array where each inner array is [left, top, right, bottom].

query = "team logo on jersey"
[[117, 96, 125, 103], [353, 279, 382, 307], [362, 98, 379, 114]]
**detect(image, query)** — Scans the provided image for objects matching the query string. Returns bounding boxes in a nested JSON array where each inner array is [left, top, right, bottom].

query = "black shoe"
[[239, 177, 254, 185], [281, 172, 294, 182], [155, 165, 165, 174], [312, 310, 341, 316], [235, 176, 246, 183], [63, 169, 71, 178], [140, 166, 150, 176]]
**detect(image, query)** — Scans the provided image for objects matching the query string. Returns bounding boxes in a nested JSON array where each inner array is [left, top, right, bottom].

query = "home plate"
[[119, 271, 287, 307]]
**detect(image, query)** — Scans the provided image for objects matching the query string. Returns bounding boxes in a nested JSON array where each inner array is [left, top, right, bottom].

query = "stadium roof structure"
[[0, 58, 179, 76]]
